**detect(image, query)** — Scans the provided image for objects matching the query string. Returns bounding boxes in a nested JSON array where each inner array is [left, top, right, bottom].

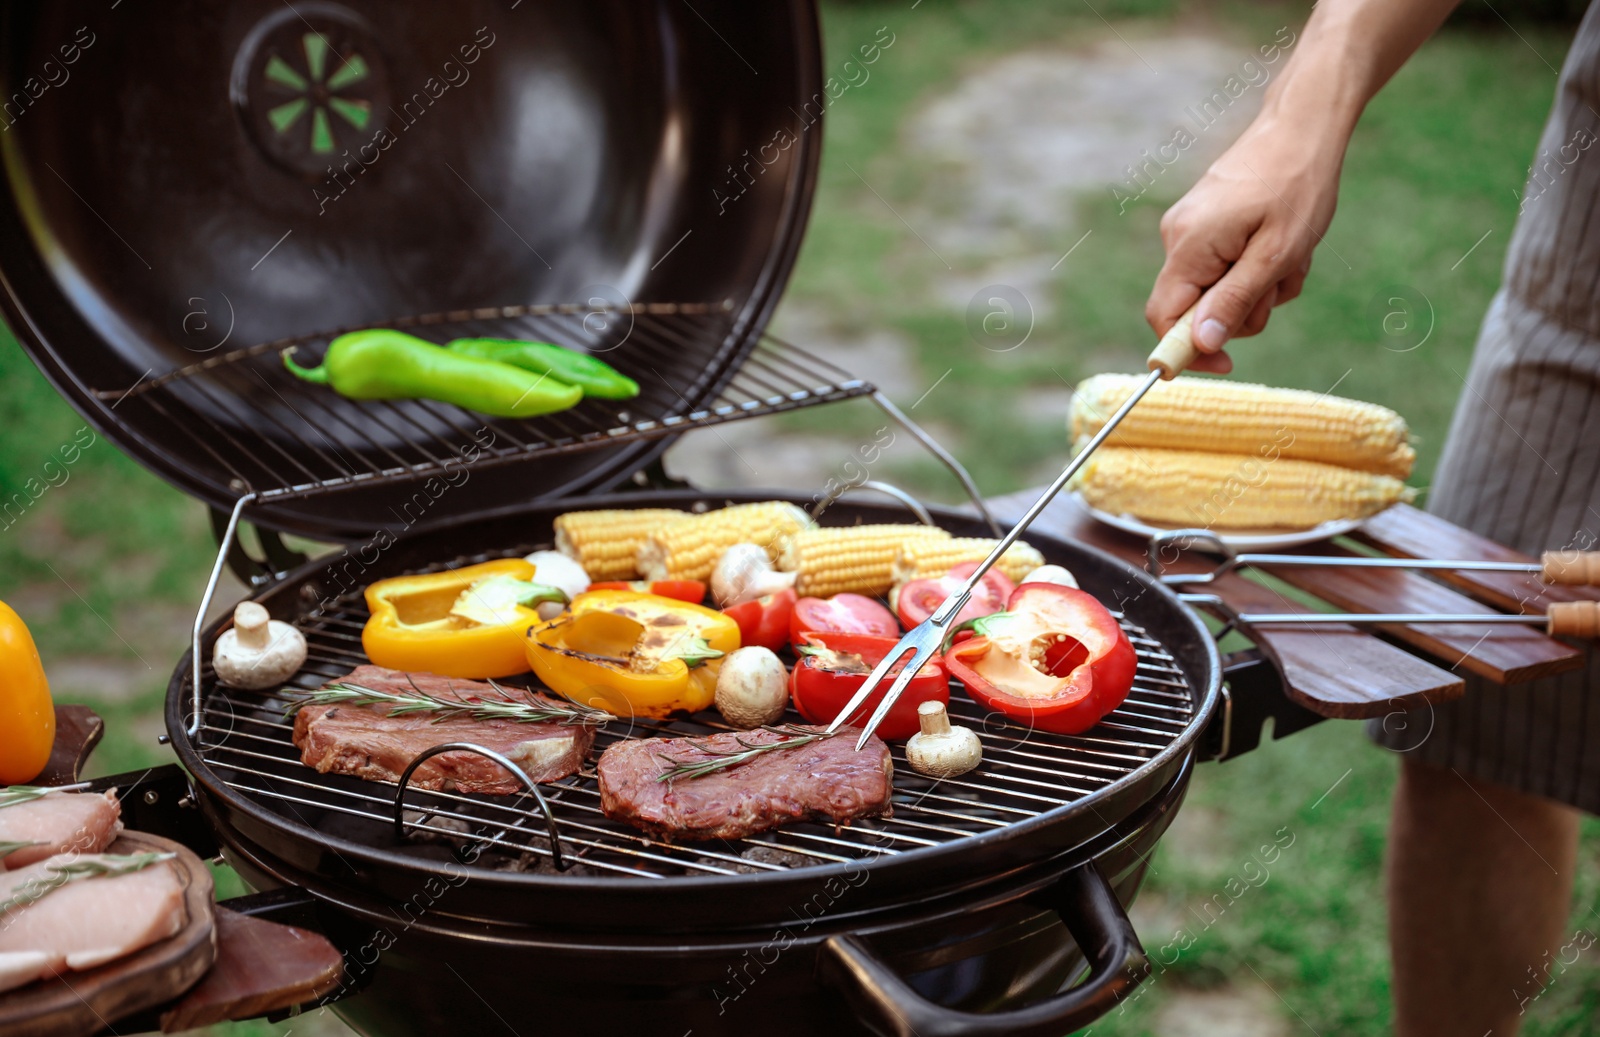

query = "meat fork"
[[826, 308, 1204, 748]]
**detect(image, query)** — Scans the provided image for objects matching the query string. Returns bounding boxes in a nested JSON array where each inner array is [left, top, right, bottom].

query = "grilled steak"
[[597, 726, 893, 841], [292, 666, 594, 794]]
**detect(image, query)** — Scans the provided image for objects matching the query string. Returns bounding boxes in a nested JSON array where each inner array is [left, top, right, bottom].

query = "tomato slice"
[[721, 588, 797, 652], [895, 560, 1015, 630], [790, 593, 899, 645], [790, 631, 948, 740], [587, 580, 707, 604], [944, 584, 1136, 735]]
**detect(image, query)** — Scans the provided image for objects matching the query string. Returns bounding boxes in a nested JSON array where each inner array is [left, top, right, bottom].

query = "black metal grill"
[[190, 548, 1199, 880], [92, 302, 874, 504]]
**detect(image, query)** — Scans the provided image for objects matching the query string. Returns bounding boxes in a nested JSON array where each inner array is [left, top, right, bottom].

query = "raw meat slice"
[[0, 790, 122, 869], [292, 665, 594, 794], [598, 726, 893, 841], [0, 853, 184, 992]]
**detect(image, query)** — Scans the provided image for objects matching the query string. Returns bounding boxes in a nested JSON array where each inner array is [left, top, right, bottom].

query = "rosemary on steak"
[[0, 852, 176, 917], [284, 679, 615, 727], [654, 725, 841, 783], [0, 841, 40, 860], [0, 786, 55, 811]]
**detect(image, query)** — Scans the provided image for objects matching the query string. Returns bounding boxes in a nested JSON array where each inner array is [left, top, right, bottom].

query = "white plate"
[[1071, 492, 1366, 551]]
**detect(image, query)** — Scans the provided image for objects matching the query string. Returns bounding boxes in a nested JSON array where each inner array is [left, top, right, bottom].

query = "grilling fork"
[[827, 307, 1205, 749]]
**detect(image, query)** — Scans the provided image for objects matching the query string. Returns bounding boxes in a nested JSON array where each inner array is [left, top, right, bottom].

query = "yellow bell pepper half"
[[524, 590, 741, 718], [0, 600, 55, 785], [361, 558, 564, 680]]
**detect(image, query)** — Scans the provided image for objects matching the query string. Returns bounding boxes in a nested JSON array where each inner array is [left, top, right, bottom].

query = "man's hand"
[[1145, 120, 1342, 373], [1143, 0, 1462, 371]]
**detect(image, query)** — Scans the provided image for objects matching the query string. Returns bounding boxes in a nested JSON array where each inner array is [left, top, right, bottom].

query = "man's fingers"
[[1238, 288, 1277, 338], [1191, 248, 1286, 351], [1188, 350, 1234, 374]]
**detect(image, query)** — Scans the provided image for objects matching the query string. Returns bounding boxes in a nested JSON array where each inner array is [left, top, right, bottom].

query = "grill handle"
[[816, 860, 1146, 1036]]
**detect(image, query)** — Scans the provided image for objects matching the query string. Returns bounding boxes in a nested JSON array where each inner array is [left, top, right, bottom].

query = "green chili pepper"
[[283, 330, 582, 418], [444, 338, 640, 400]]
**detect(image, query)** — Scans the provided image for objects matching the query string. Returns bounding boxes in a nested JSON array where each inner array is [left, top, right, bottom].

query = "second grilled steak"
[[597, 726, 893, 841], [292, 665, 594, 794]]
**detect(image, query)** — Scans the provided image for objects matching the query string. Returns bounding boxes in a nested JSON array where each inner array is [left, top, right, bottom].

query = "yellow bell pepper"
[[361, 559, 564, 680], [524, 590, 740, 718], [0, 601, 55, 784]]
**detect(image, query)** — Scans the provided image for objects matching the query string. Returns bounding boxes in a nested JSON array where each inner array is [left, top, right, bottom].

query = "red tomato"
[[944, 584, 1136, 735], [790, 593, 899, 645], [721, 588, 797, 652], [895, 560, 1015, 630], [587, 580, 707, 604], [789, 631, 948, 740]]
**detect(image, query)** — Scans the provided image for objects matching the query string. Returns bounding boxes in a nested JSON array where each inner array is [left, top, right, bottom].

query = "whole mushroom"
[[1020, 564, 1078, 589], [904, 700, 982, 778], [711, 543, 797, 607], [524, 550, 591, 619], [213, 602, 308, 690], [714, 646, 790, 728]]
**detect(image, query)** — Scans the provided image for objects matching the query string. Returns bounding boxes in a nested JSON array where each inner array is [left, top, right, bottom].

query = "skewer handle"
[[1146, 304, 1201, 380], [1547, 600, 1600, 638], [1541, 550, 1600, 586]]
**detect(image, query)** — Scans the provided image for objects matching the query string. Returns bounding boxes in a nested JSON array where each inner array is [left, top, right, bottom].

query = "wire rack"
[[93, 301, 875, 504], [190, 550, 1199, 880]]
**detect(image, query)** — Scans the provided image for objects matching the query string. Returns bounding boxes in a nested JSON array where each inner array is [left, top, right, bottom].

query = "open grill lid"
[[0, 0, 824, 539]]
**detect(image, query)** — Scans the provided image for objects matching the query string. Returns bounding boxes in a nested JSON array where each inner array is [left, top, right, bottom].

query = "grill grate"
[[93, 302, 874, 503], [191, 549, 1198, 880]]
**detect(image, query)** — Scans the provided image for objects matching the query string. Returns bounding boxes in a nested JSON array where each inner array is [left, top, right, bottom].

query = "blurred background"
[[3, 1, 1598, 1034]]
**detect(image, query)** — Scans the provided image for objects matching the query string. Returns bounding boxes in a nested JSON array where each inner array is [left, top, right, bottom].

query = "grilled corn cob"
[[637, 501, 812, 581], [1072, 446, 1412, 530], [1071, 374, 1415, 479], [775, 525, 953, 597], [553, 508, 690, 581], [890, 537, 1046, 587]]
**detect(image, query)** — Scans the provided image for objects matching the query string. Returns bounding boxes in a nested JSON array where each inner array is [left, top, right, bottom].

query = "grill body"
[[169, 492, 1220, 936]]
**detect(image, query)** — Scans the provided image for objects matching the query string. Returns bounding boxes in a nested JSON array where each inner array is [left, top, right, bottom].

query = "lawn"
[[1, 2, 1597, 1035]]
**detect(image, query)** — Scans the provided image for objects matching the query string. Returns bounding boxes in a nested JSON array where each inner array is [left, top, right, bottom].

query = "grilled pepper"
[[525, 590, 740, 718], [943, 584, 1136, 735], [285, 330, 582, 418], [362, 559, 566, 680], [0, 601, 54, 785], [446, 338, 640, 400]]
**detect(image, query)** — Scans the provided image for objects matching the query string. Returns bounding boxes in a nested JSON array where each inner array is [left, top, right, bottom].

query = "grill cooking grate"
[[191, 549, 1198, 879], [93, 302, 873, 503]]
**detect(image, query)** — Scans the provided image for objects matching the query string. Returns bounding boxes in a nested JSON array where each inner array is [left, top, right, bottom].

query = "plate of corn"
[[1066, 374, 1417, 549]]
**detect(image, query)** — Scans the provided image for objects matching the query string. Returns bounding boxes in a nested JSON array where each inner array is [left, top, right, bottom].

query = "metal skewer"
[[827, 307, 1207, 749], [1177, 592, 1600, 639], [1146, 529, 1600, 587]]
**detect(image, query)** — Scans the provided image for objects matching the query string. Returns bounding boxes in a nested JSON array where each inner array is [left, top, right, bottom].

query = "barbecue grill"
[[0, 2, 1304, 1034]]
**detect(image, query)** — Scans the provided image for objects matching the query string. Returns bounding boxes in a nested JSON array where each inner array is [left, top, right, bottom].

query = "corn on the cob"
[[890, 537, 1046, 587], [1072, 446, 1413, 530], [775, 525, 953, 597], [637, 501, 812, 581], [1071, 374, 1415, 479], [553, 508, 690, 580]]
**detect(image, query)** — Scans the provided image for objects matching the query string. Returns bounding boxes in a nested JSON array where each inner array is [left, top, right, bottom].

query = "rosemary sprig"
[[284, 680, 615, 727], [0, 786, 55, 811], [0, 852, 176, 916], [654, 725, 840, 783], [0, 841, 41, 860]]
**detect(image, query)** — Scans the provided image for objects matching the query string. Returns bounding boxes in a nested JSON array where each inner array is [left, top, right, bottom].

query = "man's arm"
[[1146, 0, 1463, 372]]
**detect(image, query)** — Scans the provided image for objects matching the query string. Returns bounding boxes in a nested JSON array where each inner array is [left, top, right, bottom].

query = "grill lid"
[[0, 1, 823, 538]]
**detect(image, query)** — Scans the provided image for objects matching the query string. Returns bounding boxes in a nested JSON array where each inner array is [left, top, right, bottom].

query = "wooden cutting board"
[[0, 831, 216, 1037]]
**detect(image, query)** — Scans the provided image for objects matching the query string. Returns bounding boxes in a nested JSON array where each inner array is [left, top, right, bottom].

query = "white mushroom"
[[524, 550, 591, 619], [213, 602, 307, 690], [714, 646, 790, 729], [711, 543, 797, 607], [1020, 564, 1078, 589], [904, 700, 982, 778]]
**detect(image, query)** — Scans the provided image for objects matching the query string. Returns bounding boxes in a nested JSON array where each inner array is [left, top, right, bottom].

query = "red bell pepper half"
[[789, 631, 949, 741], [944, 584, 1135, 735], [587, 579, 707, 604], [721, 588, 797, 653]]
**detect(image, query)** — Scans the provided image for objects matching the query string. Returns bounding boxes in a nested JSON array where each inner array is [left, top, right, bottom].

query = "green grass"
[[0, 3, 1596, 1035]]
